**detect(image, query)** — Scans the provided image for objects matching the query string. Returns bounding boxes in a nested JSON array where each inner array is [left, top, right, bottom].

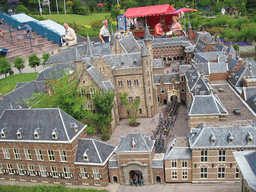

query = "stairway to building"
[[0, 23, 59, 62]]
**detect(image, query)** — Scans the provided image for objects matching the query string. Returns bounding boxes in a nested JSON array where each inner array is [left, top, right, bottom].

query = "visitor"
[[18, 22, 34, 39], [63, 22, 77, 47], [221, 7, 226, 15], [99, 19, 110, 44], [155, 20, 165, 37], [169, 16, 182, 36]]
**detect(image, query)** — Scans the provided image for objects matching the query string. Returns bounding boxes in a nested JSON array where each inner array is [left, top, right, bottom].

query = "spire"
[[110, 26, 115, 45], [141, 41, 150, 57], [86, 34, 98, 57], [188, 21, 192, 29], [75, 46, 81, 61], [144, 24, 151, 40]]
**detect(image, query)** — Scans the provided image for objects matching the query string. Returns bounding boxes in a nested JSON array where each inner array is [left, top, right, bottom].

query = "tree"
[[71, 0, 82, 14], [110, 7, 120, 19], [119, 92, 140, 126], [42, 52, 50, 66], [0, 58, 12, 77], [233, 43, 239, 51], [13, 56, 25, 73], [28, 54, 40, 72], [246, 0, 256, 12]]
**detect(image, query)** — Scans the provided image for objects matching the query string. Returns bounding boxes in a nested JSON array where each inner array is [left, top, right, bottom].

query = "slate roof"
[[213, 43, 224, 51], [194, 31, 212, 45], [243, 87, 256, 101], [165, 147, 192, 160], [37, 64, 75, 81], [189, 126, 256, 149], [226, 44, 236, 57], [85, 35, 98, 57], [153, 59, 163, 69], [195, 39, 207, 52], [229, 66, 254, 87], [228, 57, 239, 72], [119, 35, 140, 53], [0, 108, 86, 143], [152, 159, 163, 168], [153, 73, 179, 84], [108, 154, 118, 168], [246, 95, 256, 114], [179, 65, 192, 75], [188, 94, 228, 116], [194, 63, 210, 75], [75, 138, 116, 165], [15, 82, 28, 90], [152, 36, 191, 48], [209, 62, 228, 73], [191, 77, 210, 95], [116, 133, 155, 152], [185, 65, 199, 90], [0, 81, 45, 115], [233, 151, 256, 191], [141, 42, 150, 57], [87, 66, 115, 92]]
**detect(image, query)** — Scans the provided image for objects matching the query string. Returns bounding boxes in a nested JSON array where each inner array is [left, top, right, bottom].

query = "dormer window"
[[16, 128, 22, 139], [0, 128, 6, 138], [131, 137, 136, 148], [83, 149, 89, 161], [228, 131, 234, 143], [34, 128, 39, 139], [210, 132, 216, 145], [247, 131, 253, 143], [70, 123, 78, 132], [51, 128, 58, 139]]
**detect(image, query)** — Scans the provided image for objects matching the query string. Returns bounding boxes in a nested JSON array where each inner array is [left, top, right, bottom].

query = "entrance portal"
[[113, 176, 118, 183], [171, 95, 178, 101], [129, 170, 143, 186], [156, 176, 161, 183], [163, 99, 167, 105]]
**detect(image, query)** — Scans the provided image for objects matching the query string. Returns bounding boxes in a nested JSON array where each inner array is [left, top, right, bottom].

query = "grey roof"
[[188, 94, 228, 116], [180, 65, 192, 75], [213, 43, 224, 51], [87, 66, 115, 93], [144, 24, 152, 40], [246, 95, 256, 114], [0, 108, 86, 143], [152, 36, 190, 48], [15, 82, 28, 90], [195, 51, 226, 63], [191, 77, 210, 95], [233, 151, 256, 191], [195, 39, 207, 52], [104, 52, 142, 69], [108, 160, 118, 168], [165, 147, 192, 160], [116, 133, 155, 152], [37, 64, 75, 81], [119, 35, 140, 53], [243, 87, 256, 101], [194, 63, 210, 75], [226, 44, 236, 57], [189, 126, 256, 149], [228, 57, 239, 72], [229, 66, 254, 87], [75, 138, 115, 165], [110, 28, 115, 45], [185, 65, 199, 90], [141, 42, 150, 57], [153, 73, 179, 84], [209, 62, 228, 73], [153, 59, 163, 69], [152, 159, 163, 168], [194, 31, 212, 45], [85, 35, 98, 57], [0, 81, 45, 115]]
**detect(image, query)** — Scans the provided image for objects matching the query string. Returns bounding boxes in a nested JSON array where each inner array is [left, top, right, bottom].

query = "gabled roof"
[[188, 94, 228, 116], [85, 35, 98, 57], [191, 77, 210, 95], [209, 62, 228, 73], [141, 41, 150, 57], [0, 108, 86, 143], [229, 66, 254, 87], [75, 138, 116, 165], [153, 59, 163, 69], [246, 95, 256, 114], [243, 87, 256, 101], [116, 133, 155, 152], [189, 126, 256, 149], [194, 31, 212, 45], [119, 35, 140, 53], [225, 44, 236, 57], [185, 65, 199, 91], [213, 43, 224, 51], [233, 151, 256, 191], [228, 57, 239, 72], [153, 73, 179, 84], [165, 147, 192, 160]]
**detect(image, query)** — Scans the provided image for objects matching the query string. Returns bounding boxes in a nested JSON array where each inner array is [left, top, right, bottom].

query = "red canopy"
[[124, 4, 176, 18]]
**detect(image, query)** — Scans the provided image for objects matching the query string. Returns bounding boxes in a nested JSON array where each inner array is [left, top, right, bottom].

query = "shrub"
[[71, 0, 81, 14], [111, 8, 120, 19], [91, 20, 102, 30], [42, 52, 50, 66], [16, 4, 29, 14], [79, 6, 90, 15], [233, 44, 239, 51]]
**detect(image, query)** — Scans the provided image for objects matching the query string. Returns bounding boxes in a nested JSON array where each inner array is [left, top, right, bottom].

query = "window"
[[182, 160, 188, 168], [81, 89, 86, 97], [118, 81, 123, 87], [0, 164, 3, 174], [63, 167, 71, 178], [48, 150, 55, 161], [60, 151, 67, 162], [181, 87, 185, 93], [171, 170, 177, 180], [134, 79, 139, 86], [36, 149, 43, 161], [17, 164, 24, 175], [127, 80, 131, 86], [182, 170, 188, 180], [25, 149, 32, 160], [90, 88, 95, 97], [139, 108, 142, 114], [218, 150, 226, 162], [181, 76, 184, 82], [235, 167, 239, 178], [171, 160, 177, 168], [93, 167, 100, 179], [200, 168, 207, 179], [7, 164, 14, 174], [28, 165, 35, 176], [80, 167, 87, 178], [3, 148, 10, 159], [135, 96, 140, 101], [51, 166, 58, 177], [161, 88, 164, 94], [14, 149, 20, 159], [129, 97, 133, 103], [218, 167, 225, 178], [201, 151, 208, 162], [40, 166, 47, 177]]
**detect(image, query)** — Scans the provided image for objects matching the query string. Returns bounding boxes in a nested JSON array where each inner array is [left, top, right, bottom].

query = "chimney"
[[230, 41, 232, 46], [203, 27, 205, 33], [217, 54, 219, 62], [196, 67, 199, 72], [238, 58, 243, 66], [0, 94, 3, 100], [249, 63, 252, 71], [229, 53, 232, 59]]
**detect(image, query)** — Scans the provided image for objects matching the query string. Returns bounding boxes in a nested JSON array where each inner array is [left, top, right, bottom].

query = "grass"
[[37, 13, 111, 26], [0, 185, 108, 192], [0, 73, 38, 95]]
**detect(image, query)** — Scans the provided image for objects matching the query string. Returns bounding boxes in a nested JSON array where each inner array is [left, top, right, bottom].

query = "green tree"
[[42, 52, 50, 66], [246, 0, 256, 12], [119, 92, 140, 126], [13, 56, 25, 73], [111, 7, 120, 19], [71, 0, 82, 14], [0, 58, 12, 77], [233, 43, 239, 51], [28, 54, 40, 72], [120, 0, 137, 10]]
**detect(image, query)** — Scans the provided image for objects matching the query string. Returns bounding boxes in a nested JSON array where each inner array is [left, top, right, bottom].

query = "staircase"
[[0, 23, 59, 62]]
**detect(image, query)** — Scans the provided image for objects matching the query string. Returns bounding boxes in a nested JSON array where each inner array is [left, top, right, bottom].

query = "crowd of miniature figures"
[[130, 174, 144, 187], [153, 100, 179, 153]]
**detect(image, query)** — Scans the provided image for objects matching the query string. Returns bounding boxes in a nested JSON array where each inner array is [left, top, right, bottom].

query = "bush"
[[91, 20, 102, 30], [71, 0, 81, 14], [110, 8, 120, 19], [79, 6, 90, 15], [233, 43, 239, 51], [16, 4, 30, 14]]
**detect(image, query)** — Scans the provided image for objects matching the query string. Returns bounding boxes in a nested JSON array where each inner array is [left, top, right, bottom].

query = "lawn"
[[0, 73, 38, 95], [39, 13, 111, 26], [0, 185, 108, 192]]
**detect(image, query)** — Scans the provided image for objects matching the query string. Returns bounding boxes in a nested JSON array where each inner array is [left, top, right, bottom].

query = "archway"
[[129, 170, 143, 186], [171, 95, 177, 102], [113, 176, 118, 183], [156, 176, 161, 183], [163, 99, 167, 105]]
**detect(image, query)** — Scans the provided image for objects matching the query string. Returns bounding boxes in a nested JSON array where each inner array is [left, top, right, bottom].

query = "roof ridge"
[[140, 133, 150, 151], [93, 139, 103, 163], [58, 108, 70, 141]]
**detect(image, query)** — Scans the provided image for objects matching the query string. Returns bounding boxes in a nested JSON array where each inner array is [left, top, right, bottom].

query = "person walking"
[[18, 22, 34, 39], [63, 22, 77, 47], [99, 19, 110, 43]]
